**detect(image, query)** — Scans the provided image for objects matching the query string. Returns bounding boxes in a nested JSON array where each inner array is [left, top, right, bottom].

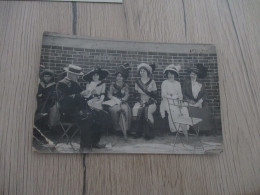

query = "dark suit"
[[57, 77, 102, 149]]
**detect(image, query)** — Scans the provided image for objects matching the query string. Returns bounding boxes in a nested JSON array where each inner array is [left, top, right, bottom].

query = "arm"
[[121, 84, 130, 102], [99, 83, 106, 102], [161, 81, 168, 99], [178, 82, 183, 100], [194, 83, 206, 108], [107, 83, 114, 100]]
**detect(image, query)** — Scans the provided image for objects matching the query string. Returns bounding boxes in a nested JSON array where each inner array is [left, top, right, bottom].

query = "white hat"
[[163, 64, 181, 76], [64, 64, 83, 76], [137, 63, 155, 74]]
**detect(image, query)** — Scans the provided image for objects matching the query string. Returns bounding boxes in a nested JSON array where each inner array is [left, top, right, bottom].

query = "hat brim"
[[137, 64, 152, 74], [40, 70, 55, 78], [83, 69, 109, 81], [64, 67, 84, 76], [163, 68, 179, 77]]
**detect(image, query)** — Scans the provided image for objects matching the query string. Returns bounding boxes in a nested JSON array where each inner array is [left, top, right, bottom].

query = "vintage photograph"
[[33, 32, 223, 154]]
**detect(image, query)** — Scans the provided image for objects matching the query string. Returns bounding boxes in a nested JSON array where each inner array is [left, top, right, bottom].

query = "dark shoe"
[[92, 143, 106, 149]]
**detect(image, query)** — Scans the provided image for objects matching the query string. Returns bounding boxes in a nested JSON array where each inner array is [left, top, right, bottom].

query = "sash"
[[85, 81, 105, 101], [113, 82, 126, 98], [135, 79, 157, 101]]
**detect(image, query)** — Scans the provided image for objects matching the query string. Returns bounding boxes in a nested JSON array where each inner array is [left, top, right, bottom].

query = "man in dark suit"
[[57, 64, 105, 150]]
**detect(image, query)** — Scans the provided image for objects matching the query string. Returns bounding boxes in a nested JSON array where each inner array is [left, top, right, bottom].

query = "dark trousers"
[[79, 109, 107, 149]]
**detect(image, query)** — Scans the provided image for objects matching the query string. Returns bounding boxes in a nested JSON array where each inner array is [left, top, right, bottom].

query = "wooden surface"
[[0, 0, 259, 194]]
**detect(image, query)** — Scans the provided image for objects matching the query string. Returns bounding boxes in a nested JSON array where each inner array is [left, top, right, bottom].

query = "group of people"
[[35, 62, 212, 151]]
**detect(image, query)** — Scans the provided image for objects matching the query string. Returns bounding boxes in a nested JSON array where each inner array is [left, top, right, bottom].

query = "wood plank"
[[0, 2, 84, 195], [0, 0, 259, 194], [184, 0, 260, 194]]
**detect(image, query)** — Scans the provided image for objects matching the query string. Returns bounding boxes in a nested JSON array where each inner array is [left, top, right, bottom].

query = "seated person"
[[106, 63, 131, 139], [35, 69, 56, 130], [56, 64, 105, 150]]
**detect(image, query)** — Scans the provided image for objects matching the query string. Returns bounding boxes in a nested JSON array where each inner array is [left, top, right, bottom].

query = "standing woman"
[[82, 67, 109, 148], [160, 64, 189, 135], [107, 64, 131, 139], [132, 63, 157, 140], [183, 64, 213, 132]]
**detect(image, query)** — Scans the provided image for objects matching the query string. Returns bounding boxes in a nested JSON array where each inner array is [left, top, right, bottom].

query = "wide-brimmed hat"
[[163, 64, 181, 77], [83, 67, 109, 81], [64, 64, 84, 76], [137, 63, 155, 74], [189, 63, 208, 79], [115, 63, 131, 79], [40, 69, 55, 78]]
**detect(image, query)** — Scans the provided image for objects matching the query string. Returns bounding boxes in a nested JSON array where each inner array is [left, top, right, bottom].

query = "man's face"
[[68, 72, 79, 81], [43, 75, 52, 83]]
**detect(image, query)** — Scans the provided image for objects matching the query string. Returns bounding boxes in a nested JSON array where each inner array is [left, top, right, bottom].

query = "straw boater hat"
[[137, 63, 155, 74], [163, 64, 181, 77], [83, 67, 109, 81], [115, 63, 131, 79], [64, 64, 84, 76], [40, 69, 55, 79], [189, 63, 208, 79]]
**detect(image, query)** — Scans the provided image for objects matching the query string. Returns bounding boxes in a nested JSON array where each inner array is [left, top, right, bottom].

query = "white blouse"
[[191, 81, 202, 99]]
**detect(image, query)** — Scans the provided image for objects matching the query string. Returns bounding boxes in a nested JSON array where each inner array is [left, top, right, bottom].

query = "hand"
[[80, 90, 88, 97], [189, 100, 196, 105], [91, 89, 97, 95]]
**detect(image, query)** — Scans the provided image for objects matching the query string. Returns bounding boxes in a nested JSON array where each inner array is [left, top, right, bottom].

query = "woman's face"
[[43, 75, 52, 83], [116, 73, 124, 82], [167, 71, 175, 80], [190, 72, 197, 80], [92, 73, 100, 82], [139, 68, 148, 78]]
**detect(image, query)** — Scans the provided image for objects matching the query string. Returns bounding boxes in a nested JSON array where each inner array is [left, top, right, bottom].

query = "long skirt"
[[132, 102, 156, 139], [109, 103, 131, 138], [160, 100, 189, 133], [188, 106, 214, 131]]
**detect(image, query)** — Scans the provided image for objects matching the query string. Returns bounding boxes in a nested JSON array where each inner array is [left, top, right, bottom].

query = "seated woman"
[[81, 67, 109, 149], [106, 64, 131, 139], [183, 64, 214, 132], [132, 63, 157, 140], [35, 69, 56, 128], [160, 64, 189, 136]]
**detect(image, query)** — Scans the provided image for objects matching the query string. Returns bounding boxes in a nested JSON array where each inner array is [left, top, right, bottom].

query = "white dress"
[[85, 81, 106, 110], [160, 80, 189, 132]]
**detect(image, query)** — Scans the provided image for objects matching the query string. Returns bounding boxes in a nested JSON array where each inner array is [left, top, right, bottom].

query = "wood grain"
[[0, 0, 259, 194]]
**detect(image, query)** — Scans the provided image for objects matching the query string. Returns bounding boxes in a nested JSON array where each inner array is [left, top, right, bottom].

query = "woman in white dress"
[[160, 64, 189, 135], [83, 67, 108, 110], [82, 67, 109, 147], [132, 63, 157, 140]]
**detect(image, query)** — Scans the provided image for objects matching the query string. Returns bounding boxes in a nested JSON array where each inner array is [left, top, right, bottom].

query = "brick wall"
[[40, 45, 221, 131]]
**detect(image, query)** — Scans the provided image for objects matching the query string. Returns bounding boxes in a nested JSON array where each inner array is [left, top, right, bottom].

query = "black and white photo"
[[33, 32, 223, 154]]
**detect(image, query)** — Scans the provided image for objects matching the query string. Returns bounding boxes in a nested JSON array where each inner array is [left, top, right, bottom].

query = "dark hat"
[[40, 69, 54, 79], [115, 63, 131, 79], [189, 63, 208, 79], [83, 67, 109, 81], [64, 64, 84, 76]]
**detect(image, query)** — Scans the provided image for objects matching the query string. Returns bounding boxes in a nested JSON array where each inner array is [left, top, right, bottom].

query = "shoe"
[[92, 143, 106, 149]]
